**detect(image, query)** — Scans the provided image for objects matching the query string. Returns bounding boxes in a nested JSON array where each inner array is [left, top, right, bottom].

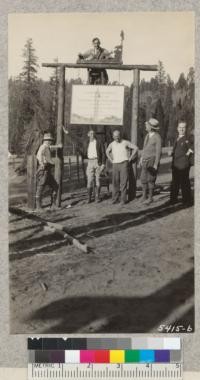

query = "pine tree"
[[154, 98, 164, 144], [149, 77, 159, 94], [167, 107, 177, 144], [21, 38, 38, 82], [186, 67, 195, 133], [9, 77, 24, 153], [180, 68, 195, 134], [176, 73, 187, 91], [20, 38, 39, 123], [155, 60, 166, 100], [163, 75, 174, 145], [187, 67, 194, 109], [10, 39, 46, 173]]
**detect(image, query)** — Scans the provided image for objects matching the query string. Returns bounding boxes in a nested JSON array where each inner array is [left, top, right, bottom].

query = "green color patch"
[[125, 350, 140, 363]]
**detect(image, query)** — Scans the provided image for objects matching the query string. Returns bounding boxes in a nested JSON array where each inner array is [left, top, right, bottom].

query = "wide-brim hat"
[[146, 118, 159, 130], [43, 132, 54, 141]]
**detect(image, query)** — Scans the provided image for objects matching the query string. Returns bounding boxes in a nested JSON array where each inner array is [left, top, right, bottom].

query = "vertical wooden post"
[[55, 65, 65, 207], [68, 157, 71, 179], [76, 153, 80, 182], [27, 155, 37, 209], [129, 68, 140, 200], [81, 156, 87, 187]]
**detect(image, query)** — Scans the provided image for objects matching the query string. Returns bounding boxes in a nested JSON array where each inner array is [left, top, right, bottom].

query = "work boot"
[[35, 196, 42, 210], [87, 188, 92, 203], [144, 188, 154, 205], [96, 187, 101, 203], [141, 185, 148, 202]]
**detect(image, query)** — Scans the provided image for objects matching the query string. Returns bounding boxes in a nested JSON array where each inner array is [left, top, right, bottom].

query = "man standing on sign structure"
[[106, 130, 138, 205], [78, 37, 110, 84], [35, 132, 58, 210], [140, 118, 162, 205]]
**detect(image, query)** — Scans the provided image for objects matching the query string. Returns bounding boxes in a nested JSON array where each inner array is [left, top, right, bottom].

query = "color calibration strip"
[[29, 348, 181, 364], [28, 337, 181, 350], [28, 337, 181, 364], [28, 338, 182, 379]]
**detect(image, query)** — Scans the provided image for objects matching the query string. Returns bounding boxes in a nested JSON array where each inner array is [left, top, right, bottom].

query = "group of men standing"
[[35, 119, 193, 210], [34, 36, 193, 210], [85, 118, 162, 206]]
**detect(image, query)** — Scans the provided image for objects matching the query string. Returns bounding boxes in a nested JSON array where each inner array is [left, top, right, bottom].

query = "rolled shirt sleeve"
[[126, 141, 138, 151], [81, 49, 93, 59]]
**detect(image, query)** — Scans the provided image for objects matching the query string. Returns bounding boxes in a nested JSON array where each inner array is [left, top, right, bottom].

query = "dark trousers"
[[170, 166, 191, 204], [112, 161, 129, 202], [36, 167, 58, 198]]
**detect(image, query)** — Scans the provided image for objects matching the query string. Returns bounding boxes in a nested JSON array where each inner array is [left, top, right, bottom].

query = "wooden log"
[[129, 68, 140, 201], [27, 154, 37, 209], [42, 63, 158, 71], [9, 207, 89, 254], [44, 224, 88, 253], [55, 65, 65, 207]]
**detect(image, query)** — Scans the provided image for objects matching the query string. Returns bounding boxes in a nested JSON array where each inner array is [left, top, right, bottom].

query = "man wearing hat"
[[140, 118, 162, 205], [35, 131, 58, 209]]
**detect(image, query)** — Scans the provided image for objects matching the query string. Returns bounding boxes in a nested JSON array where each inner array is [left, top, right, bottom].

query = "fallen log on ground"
[[9, 206, 89, 253], [44, 224, 88, 253]]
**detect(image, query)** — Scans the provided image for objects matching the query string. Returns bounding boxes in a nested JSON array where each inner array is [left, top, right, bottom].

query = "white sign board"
[[70, 85, 124, 125]]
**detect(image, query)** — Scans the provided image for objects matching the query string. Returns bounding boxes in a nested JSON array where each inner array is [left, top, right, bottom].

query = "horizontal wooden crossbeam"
[[42, 62, 157, 71]]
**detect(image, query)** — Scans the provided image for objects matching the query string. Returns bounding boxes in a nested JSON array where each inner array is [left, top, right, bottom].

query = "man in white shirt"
[[106, 130, 138, 204], [86, 130, 106, 203]]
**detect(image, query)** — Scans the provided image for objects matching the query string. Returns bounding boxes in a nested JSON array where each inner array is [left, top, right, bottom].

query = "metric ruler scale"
[[28, 363, 183, 380], [28, 337, 183, 380]]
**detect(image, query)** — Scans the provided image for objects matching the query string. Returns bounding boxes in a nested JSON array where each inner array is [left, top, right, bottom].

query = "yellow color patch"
[[110, 350, 125, 363]]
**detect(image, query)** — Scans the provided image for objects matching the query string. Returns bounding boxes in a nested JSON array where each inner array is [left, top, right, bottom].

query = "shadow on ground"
[[27, 268, 194, 333], [67, 201, 193, 240], [9, 201, 191, 260]]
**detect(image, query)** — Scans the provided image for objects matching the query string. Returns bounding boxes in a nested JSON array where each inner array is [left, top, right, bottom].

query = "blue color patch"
[[140, 350, 155, 363]]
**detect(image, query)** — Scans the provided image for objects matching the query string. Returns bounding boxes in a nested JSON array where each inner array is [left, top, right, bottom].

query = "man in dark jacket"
[[84, 130, 106, 203], [170, 122, 194, 206]]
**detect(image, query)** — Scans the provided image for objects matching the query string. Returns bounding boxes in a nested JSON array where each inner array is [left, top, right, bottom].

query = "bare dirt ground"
[[9, 156, 194, 334]]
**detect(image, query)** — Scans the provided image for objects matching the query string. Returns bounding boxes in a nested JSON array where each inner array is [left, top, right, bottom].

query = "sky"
[[8, 12, 194, 85]]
